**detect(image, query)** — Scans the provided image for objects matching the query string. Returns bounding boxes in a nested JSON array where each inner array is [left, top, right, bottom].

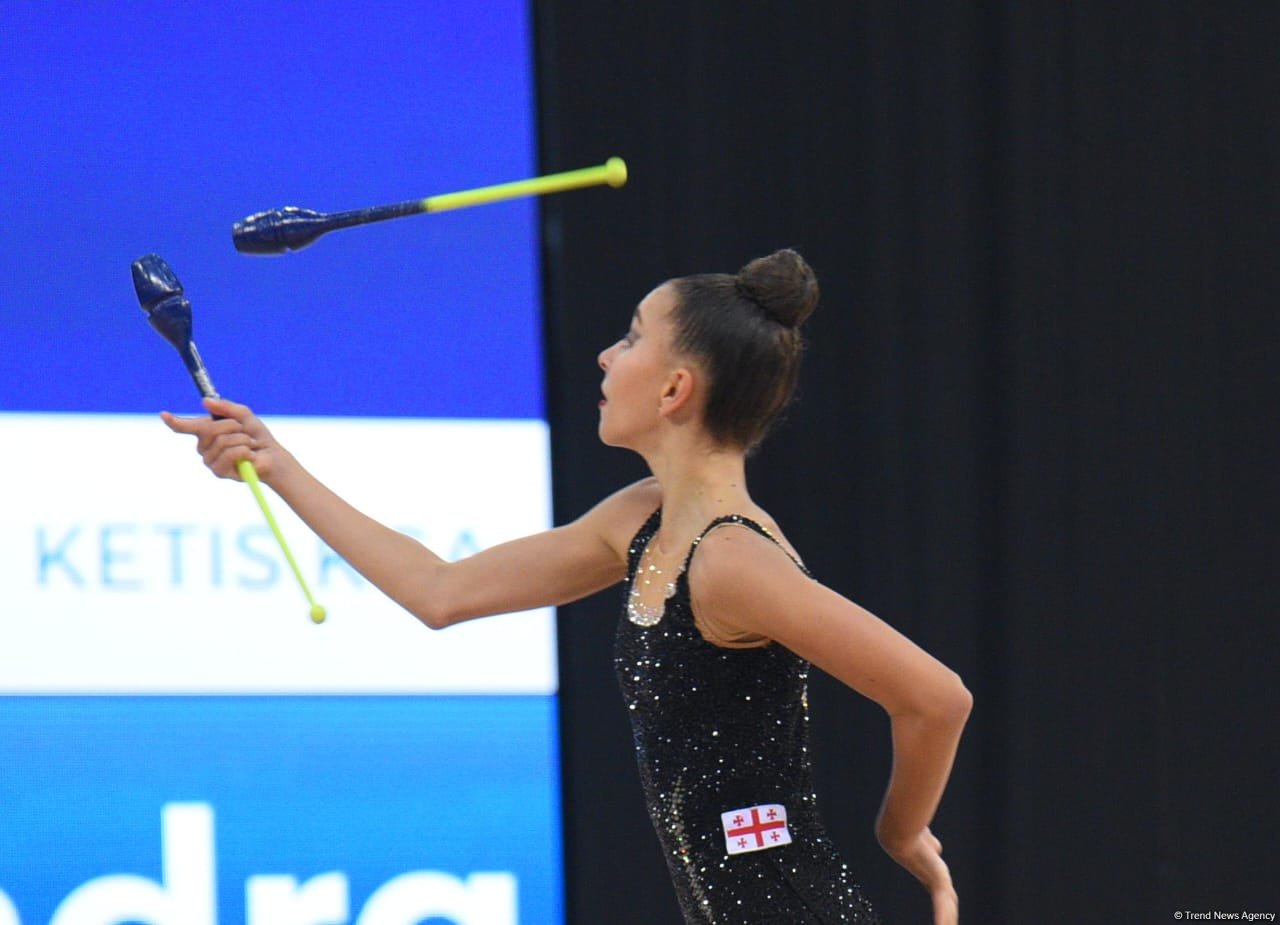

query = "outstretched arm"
[[163, 397, 652, 627], [688, 526, 971, 925]]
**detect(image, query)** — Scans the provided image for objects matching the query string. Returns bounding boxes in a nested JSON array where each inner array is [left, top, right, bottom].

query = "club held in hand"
[[131, 253, 326, 624]]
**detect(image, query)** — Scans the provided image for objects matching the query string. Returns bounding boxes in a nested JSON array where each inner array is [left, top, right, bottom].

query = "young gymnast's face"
[[596, 283, 683, 449]]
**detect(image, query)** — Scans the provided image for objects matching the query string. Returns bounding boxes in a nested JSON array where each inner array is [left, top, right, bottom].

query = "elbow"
[[413, 601, 457, 631], [417, 608, 451, 631], [892, 669, 972, 726], [408, 561, 459, 630], [956, 678, 974, 721], [941, 671, 974, 724]]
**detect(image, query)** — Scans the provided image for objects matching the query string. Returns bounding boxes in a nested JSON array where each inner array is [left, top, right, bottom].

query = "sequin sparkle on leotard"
[[615, 510, 882, 924]]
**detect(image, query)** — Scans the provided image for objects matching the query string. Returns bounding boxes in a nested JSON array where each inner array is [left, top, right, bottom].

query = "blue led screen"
[[0, 4, 561, 923], [0, 2, 542, 419]]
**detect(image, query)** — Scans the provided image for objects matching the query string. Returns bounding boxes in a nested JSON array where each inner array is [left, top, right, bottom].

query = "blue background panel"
[[0, 697, 563, 923], [0, 2, 542, 419]]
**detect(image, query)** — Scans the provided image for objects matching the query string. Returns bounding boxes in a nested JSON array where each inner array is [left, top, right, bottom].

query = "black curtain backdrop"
[[535, 4, 1277, 922]]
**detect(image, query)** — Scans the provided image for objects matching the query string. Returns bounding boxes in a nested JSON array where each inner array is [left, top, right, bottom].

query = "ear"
[[658, 366, 699, 418]]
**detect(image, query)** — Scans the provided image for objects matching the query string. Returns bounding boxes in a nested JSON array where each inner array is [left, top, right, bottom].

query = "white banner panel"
[[0, 413, 556, 695]]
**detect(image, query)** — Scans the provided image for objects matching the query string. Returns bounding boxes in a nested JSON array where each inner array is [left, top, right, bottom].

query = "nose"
[[598, 341, 617, 371]]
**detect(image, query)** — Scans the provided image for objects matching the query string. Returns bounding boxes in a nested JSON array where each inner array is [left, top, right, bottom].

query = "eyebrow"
[[632, 304, 645, 327]]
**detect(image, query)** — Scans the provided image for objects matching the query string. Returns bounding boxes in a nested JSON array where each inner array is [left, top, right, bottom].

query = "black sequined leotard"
[[615, 510, 881, 924]]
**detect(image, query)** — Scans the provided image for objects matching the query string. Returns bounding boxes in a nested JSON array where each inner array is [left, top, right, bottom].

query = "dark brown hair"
[[670, 248, 819, 451]]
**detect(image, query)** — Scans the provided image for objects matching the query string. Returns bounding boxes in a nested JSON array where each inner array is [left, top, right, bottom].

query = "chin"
[[597, 420, 634, 451]]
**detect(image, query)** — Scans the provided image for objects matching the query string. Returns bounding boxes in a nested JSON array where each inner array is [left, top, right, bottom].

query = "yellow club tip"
[[605, 156, 628, 188], [310, 603, 327, 624]]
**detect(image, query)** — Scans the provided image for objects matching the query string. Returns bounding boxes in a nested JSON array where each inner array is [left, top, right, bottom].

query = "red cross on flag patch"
[[721, 803, 792, 855]]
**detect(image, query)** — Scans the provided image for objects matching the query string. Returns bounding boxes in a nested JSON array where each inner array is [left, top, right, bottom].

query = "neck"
[[642, 439, 751, 551]]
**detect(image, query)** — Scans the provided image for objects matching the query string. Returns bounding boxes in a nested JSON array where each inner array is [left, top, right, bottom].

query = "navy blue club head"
[[131, 253, 194, 352], [232, 206, 330, 254]]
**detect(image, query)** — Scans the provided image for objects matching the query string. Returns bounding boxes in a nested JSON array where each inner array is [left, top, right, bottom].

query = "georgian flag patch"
[[721, 803, 792, 855]]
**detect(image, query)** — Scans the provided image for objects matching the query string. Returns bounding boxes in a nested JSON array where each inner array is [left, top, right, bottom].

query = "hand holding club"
[[133, 253, 326, 624]]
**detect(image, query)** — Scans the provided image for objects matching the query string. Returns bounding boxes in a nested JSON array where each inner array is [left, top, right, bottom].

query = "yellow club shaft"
[[422, 157, 627, 213], [236, 459, 327, 624]]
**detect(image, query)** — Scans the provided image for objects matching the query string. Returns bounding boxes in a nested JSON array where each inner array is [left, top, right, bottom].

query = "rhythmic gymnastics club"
[[232, 156, 628, 255], [131, 253, 326, 624]]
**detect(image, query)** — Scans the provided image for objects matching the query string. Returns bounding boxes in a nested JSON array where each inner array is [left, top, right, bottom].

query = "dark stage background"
[[535, 4, 1277, 923]]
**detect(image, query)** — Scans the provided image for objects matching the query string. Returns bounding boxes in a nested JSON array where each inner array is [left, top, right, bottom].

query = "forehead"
[[634, 282, 676, 324]]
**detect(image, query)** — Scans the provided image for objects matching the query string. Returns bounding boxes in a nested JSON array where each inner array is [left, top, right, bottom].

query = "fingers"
[[162, 398, 258, 431], [202, 395, 253, 421], [927, 852, 957, 925], [163, 413, 248, 448], [886, 826, 957, 920], [203, 396, 277, 448], [160, 410, 204, 435], [207, 439, 257, 479], [932, 887, 959, 925], [160, 400, 267, 480], [190, 426, 256, 479]]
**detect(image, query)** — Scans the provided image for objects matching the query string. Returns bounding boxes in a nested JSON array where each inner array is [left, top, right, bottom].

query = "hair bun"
[[735, 248, 819, 328]]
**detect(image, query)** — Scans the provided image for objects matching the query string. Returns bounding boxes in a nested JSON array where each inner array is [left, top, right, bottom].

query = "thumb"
[[202, 395, 253, 421]]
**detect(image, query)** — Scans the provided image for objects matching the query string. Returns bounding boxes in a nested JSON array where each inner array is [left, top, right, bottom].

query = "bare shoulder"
[[685, 519, 807, 647], [692, 514, 804, 575], [688, 522, 803, 587]]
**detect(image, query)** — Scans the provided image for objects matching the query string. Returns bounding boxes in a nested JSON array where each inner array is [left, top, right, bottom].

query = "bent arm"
[[688, 528, 971, 901], [164, 397, 650, 628]]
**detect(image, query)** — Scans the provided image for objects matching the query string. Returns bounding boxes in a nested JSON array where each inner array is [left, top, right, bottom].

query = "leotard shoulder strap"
[[682, 514, 809, 577]]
